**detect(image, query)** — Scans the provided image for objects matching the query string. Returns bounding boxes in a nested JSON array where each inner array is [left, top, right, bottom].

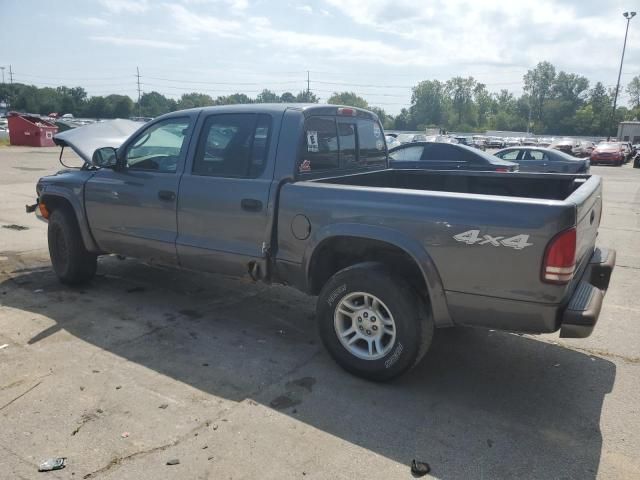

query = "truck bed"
[[311, 169, 589, 201]]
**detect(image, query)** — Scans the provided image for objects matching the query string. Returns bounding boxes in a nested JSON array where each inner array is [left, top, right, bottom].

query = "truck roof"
[[161, 103, 378, 120]]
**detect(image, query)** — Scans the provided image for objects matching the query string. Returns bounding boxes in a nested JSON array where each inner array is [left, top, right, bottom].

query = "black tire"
[[316, 262, 433, 381], [48, 208, 97, 285]]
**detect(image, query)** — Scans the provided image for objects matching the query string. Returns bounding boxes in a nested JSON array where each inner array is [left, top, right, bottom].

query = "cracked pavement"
[[0, 147, 639, 479]]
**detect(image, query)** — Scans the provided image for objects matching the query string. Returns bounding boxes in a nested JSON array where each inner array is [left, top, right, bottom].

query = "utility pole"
[[136, 66, 142, 117], [9, 64, 13, 84], [610, 11, 636, 139], [306, 70, 310, 94], [0, 67, 5, 84]]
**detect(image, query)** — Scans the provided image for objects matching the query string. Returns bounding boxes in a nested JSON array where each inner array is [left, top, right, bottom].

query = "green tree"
[[177, 92, 215, 109], [295, 90, 319, 103], [626, 76, 640, 109], [106, 95, 134, 118], [256, 89, 280, 103], [215, 93, 253, 105], [280, 92, 296, 102], [327, 91, 368, 108], [410, 80, 446, 128], [393, 108, 414, 130], [523, 61, 556, 126], [138, 91, 176, 117], [445, 76, 476, 126]]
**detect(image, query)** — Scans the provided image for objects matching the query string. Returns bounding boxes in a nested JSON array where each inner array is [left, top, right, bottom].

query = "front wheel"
[[48, 208, 97, 285], [316, 262, 433, 381]]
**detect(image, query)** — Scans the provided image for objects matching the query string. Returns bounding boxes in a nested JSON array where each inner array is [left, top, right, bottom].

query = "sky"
[[1, 0, 638, 114]]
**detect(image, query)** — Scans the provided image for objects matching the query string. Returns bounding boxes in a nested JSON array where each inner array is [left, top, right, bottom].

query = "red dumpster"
[[7, 112, 58, 147]]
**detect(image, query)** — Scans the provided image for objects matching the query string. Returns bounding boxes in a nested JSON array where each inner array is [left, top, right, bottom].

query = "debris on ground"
[[553, 363, 561, 368], [158, 403, 169, 409], [0, 344, 8, 350], [121, 432, 129, 438], [2, 224, 29, 231], [115, 385, 122, 390], [38, 457, 66, 472], [269, 395, 301, 410], [487, 439, 494, 448], [166, 459, 180, 465], [410, 459, 430, 477], [33, 289, 44, 293]]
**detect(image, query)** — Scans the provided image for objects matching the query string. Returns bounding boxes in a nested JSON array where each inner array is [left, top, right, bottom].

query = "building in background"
[[617, 121, 640, 144]]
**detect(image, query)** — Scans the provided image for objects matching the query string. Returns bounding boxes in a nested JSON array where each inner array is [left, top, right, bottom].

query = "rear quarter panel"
[[276, 181, 577, 304]]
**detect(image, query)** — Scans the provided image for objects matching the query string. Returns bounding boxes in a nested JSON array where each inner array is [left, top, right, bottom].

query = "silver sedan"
[[494, 146, 590, 173]]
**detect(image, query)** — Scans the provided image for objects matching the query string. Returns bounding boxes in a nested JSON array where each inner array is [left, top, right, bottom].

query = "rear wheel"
[[48, 208, 97, 285], [317, 262, 433, 381]]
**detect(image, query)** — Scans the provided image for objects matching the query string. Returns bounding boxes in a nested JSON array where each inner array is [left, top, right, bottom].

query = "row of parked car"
[[386, 132, 639, 169]]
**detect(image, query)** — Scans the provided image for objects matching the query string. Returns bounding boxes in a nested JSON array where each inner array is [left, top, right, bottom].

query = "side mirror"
[[92, 147, 119, 169]]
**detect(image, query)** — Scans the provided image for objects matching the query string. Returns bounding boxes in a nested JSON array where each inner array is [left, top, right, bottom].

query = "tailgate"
[[568, 176, 602, 272]]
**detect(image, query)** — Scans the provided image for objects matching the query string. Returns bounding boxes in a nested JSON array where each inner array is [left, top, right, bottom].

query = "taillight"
[[495, 167, 509, 172], [542, 227, 576, 284]]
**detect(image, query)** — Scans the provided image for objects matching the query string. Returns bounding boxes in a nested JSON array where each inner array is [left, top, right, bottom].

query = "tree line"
[[1, 61, 639, 136]]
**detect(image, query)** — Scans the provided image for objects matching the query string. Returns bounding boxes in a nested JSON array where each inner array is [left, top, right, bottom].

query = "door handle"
[[158, 190, 176, 202], [241, 198, 263, 212]]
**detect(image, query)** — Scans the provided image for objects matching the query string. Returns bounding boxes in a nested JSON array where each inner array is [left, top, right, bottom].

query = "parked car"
[[471, 135, 487, 150], [550, 138, 581, 157], [620, 142, 633, 163], [578, 140, 596, 157], [425, 135, 458, 143], [505, 137, 521, 147], [590, 142, 625, 166], [537, 137, 552, 147], [389, 141, 518, 172], [494, 147, 589, 173], [31, 104, 615, 381], [396, 133, 428, 144], [385, 135, 400, 149], [454, 136, 472, 146], [522, 137, 539, 146], [485, 136, 505, 148]]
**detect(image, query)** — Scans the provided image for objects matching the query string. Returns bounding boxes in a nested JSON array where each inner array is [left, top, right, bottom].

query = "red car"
[[591, 142, 625, 166]]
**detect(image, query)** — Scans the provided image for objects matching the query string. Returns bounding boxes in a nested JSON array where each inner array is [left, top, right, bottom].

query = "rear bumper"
[[559, 247, 616, 338], [446, 247, 615, 337]]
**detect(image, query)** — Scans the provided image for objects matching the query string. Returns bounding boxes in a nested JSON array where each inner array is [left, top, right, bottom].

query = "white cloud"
[[164, 4, 243, 38], [295, 5, 313, 14], [90, 35, 186, 50], [98, 0, 149, 14], [76, 16, 109, 26]]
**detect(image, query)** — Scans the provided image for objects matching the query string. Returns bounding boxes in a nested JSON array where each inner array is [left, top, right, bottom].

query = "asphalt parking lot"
[[1, 146, 639, 479]]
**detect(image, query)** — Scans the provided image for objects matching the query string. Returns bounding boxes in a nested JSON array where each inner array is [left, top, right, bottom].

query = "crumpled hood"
[[53, 119, 144, 164]]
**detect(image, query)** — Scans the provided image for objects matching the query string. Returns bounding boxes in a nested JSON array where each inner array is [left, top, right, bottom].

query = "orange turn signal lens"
[[38, 202, 50, 219]]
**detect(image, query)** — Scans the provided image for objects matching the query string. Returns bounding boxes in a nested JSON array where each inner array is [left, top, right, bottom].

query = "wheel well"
[[41, 194, 75, 216], [308, 236, 428, 298]]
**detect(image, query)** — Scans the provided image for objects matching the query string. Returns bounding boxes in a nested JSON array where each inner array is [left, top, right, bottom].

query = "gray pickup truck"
[[29, 104, 615, 381]]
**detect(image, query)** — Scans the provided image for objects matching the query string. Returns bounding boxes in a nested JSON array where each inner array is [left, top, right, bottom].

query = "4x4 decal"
[[453, 230, 533, 250]]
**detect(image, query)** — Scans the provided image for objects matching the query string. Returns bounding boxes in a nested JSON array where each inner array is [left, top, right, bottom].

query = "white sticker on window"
[[373, 124, 382, 139], [376, 140, 384, 150], [307, 131, 319, 152]]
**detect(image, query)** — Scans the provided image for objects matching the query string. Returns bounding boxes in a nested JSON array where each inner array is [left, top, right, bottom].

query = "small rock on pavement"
[[158, 403, 169, 409], [38, 458, 66, 472], [166, 459, 180, 466], [121, 432, 130, 438], [410, 459, 431, 477]]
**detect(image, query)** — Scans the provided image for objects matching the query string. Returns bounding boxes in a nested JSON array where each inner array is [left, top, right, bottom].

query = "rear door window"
[[299, 116, 339, 173], [356, 118, 386, 167], [498, 149, 520, 160]]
